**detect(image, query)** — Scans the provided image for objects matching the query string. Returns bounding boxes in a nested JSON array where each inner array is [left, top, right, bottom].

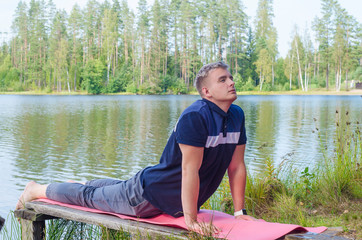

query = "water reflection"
[[235, 95, 361, 175], [0, 94, 361, 218]]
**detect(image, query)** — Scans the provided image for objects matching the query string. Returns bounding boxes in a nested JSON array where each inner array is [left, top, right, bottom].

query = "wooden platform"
[[13, 201, 348, 240], [14, 201, 188, 240]]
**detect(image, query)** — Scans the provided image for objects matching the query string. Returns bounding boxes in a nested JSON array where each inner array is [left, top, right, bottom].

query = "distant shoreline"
[[1, 89, 362, 96]]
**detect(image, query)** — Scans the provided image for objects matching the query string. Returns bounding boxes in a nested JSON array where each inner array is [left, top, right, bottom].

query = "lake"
[[0, 94, 361, 219]]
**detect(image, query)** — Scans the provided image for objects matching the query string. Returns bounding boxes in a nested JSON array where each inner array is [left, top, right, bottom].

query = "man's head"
[[194, 62, 229, 96], [194, 62, 237, 110]]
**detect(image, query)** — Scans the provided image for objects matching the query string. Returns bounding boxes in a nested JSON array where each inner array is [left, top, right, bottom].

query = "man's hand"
[[235, 214, 258, 221], [185, 216, 220, 235]]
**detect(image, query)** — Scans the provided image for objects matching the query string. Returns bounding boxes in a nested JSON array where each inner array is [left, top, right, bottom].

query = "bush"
[[283, 82, 291, 91], [261, 83, 272, 91], [352, 66, 362, 81], [103, 77, 122, 93], [125, 81, 137, 93], [11, 81, 24, 92], [159, 75, 175, 93], [170, 79, 187, 94], [81, 59, 105, 94], [106, 64, 134, 93]]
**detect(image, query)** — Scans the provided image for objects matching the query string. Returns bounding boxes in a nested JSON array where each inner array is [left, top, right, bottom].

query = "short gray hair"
[[194, 62, 229, 95]]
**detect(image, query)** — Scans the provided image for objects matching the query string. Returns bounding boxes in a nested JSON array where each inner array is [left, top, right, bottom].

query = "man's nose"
[[228, 78, 235, 86]]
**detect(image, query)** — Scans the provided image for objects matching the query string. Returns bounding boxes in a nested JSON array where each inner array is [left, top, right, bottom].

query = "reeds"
[[0, 211, 21, 240]]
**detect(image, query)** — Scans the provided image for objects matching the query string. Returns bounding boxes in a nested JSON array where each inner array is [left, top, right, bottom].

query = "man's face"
[[202, 68, 237, 104]]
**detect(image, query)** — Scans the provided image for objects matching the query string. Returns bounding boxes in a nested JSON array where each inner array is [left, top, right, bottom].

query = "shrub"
[[125, 81, 137, 94], [81, 59, 106, 94], [170, 79, 187, 95]]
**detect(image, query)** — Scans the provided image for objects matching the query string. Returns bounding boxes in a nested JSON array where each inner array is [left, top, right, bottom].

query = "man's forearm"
[[181, 167, 200, 223], [228, 164, 247, 211], [228, 144, 247, 212]]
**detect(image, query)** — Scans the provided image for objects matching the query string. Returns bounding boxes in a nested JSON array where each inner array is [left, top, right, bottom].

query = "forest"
[[0, 0, 361, 94]]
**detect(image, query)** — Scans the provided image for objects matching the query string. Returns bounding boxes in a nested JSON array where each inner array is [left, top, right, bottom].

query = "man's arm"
[[179, 143, 204, 230], [228, 144, 255, 220]]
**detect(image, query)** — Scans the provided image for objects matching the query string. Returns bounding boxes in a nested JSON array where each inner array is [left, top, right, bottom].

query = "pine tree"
[[137, 0, 150, 86], [68, 4, 83, 91], [11, 1, 29, 85], [48, 10, 68, 91], [313, 0, 334, 90], [254, 0, 278, 90]]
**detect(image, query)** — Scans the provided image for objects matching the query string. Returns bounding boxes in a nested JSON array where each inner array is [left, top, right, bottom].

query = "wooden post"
[[0, 215, 5, 231], [14, 209, 56, 240], [19, 218, 45, 240]]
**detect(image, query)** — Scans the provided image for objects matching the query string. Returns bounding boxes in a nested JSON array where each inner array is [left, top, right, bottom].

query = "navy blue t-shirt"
[[140, 98, 247, 217]]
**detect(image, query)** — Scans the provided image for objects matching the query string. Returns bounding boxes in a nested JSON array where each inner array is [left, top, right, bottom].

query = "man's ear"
[[201, 86, 210, 98]]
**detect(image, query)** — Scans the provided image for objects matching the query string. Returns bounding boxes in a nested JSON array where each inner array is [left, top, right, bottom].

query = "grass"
[[1, 111, 361, 239], [205, 110, 362, 239]]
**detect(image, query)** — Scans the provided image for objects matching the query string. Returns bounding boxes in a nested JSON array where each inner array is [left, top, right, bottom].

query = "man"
[[16, 62, 255, 232]]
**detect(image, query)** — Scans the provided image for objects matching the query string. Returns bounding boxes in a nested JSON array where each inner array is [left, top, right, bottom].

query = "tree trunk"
[[107, 60, 111, 85], [125, 34, 129, 63], [290, 53, 294, 90], [271, 61, 274, 87], [326, 63, 329, 91], [313, 49, 316, 81], [67, 69, 71, 93], [74, 58, 77, 91], [295, 39, 305, 91]]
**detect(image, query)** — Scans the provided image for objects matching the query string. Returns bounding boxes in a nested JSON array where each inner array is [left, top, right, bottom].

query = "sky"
[[0, 0, 361, 58]]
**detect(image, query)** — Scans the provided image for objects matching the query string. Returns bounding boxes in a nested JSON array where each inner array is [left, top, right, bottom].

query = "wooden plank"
[[14, 209, 57, 222], [26, 201, 188, 239]]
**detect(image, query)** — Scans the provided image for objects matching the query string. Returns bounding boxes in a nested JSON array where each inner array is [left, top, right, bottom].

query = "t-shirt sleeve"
[[175, 112, 208, 147], [238, 109, 247, 145]]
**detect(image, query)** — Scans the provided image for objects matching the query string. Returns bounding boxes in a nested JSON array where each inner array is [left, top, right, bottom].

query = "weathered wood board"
[[14, 201, 188, 239]]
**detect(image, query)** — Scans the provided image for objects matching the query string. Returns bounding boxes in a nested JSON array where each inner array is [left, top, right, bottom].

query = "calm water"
[[0, 94, 361, 219]]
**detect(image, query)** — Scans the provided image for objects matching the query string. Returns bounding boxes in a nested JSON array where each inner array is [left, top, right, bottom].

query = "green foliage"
[[1, 0, 361, 94], [234, 73, 243, 91], [0, 55, 19, 90], [300, 167, 316, 201], [81, 59, 106, 94], [352, 66, 362, 81], [314, 111, 362, 202], [282, 82, 290, 91], [101, 227, 131, 239], [271, 194, 310, 226], [170, 79, 187, 95], [125, 81, 138, 94], [261, 83, 272, 91], [275, 58, 288, 86], [103, 65, 133, 93], [235, 75, 256, 92], [159, 75, 175, 93], [202, 111, 361, 238]]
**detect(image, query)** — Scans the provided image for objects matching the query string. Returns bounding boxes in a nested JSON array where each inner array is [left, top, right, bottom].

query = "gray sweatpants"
[[46, 170, 162, 217]]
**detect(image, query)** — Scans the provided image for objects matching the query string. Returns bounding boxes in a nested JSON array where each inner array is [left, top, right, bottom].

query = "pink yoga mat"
[[36, 198, 327, 240]]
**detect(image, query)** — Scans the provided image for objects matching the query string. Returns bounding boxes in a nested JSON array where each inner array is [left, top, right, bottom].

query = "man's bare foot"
[[15, 181, 47, 210]]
